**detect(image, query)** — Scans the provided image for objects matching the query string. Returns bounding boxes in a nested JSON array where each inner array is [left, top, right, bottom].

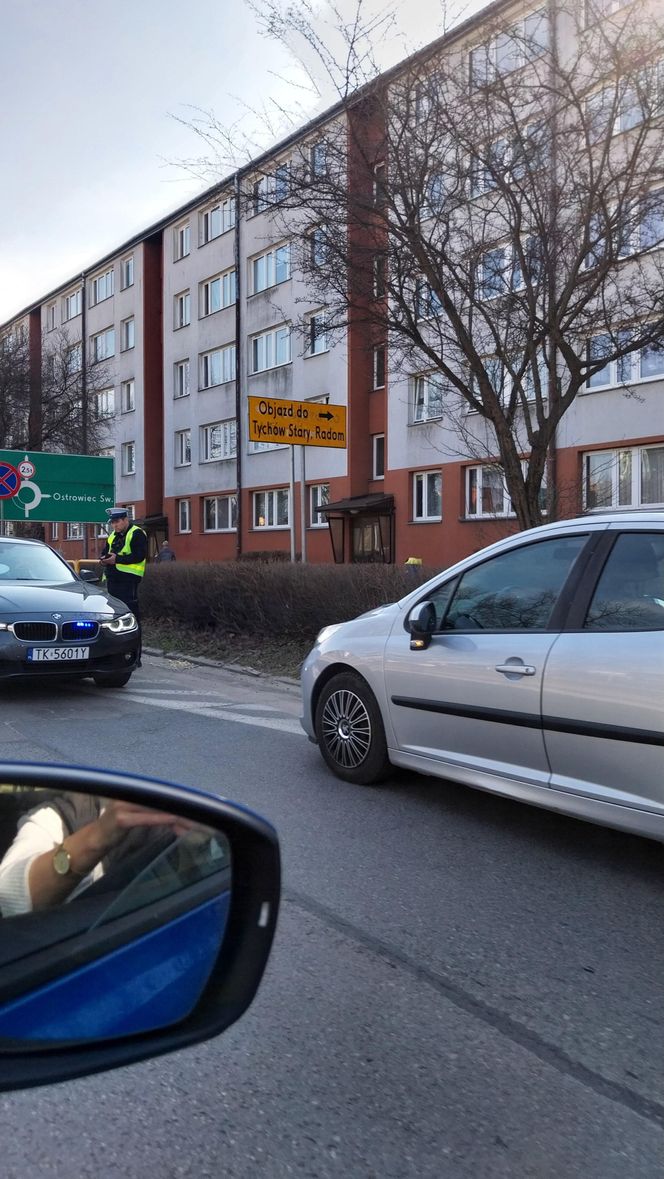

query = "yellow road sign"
[[248, 396, 347, 449]]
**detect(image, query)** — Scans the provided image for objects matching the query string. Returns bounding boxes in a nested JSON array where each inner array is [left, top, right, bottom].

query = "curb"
[[142, 646, 300, 689]]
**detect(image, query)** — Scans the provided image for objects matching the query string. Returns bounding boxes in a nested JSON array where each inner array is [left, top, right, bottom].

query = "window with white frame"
[[309, 141, 327, 177], [583, 445, 664, 510], [121, 255, 134, 289], [412, 372, 445, 422], [307, 311, 328, 355], [373, 254, 386, 298], [309, 483, 330, 526], [51, 523, 59, 541], [585, 334, 664, 389], [44, 353, 56, 381], [273, 162, 290, 201], [200, 197, 235, 244], [466, 465, 512, 517], [177, 499, 191, 533], [415, 278, 443, 320], [373, 435, 385, 479], [413, 470, 442, 521], [250, 326, 291, 373], [203, 494, 237, 532], [373, 162, 386, 208], [617, 190, 664, 255], [200, 420, 237, 462], [66, 523, 84, 540], [63, 290, 81, 320], [121, 317, 135, 351], [174, 290, 191, 329], [200, 344, 235, 389], [174, 222, 190, 260], [584, 0, 629, 24], [91, 328, 115, 363], [174, 359, 190, 398], [200, 269, 236, 316], [120, 379, 135, 413], [252, 175, 271, 215], [46, 304, 56, 331], [94, 388, 115, 419], [175, 429, 191, 467], [253, 488, 290, 529], [121, 442, 136, 475], [374, 346, 386, 389], [309, 226, 328, 267], [469, 8, 549, 88], [250, 244, 291, 293], [66, 343, 82, 374], [90, 268, 114, 305]]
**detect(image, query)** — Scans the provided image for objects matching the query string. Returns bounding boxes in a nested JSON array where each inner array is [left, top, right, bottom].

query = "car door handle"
[[495, 663, 536, 676]]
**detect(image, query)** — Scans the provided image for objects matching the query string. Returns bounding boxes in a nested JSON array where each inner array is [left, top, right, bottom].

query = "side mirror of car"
[[406, 600, 437, 650], [0, 763, 280, 1092], [78, 568, 101, 584]]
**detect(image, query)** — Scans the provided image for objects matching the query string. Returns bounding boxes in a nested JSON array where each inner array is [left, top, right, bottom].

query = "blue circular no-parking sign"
[[0, 462, 20, 499]]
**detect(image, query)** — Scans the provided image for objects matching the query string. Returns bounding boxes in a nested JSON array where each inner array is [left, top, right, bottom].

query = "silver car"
[[301, 512, 664, 842]]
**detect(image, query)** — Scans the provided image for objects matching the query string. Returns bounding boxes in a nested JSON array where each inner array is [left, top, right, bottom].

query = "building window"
[[373, 435, 385, 479], [309, 141, 327, 177], [66, 523, 84, 541], [200, 420, 237, 462], [309, 483, 330, 526], [177, 499, 191, 533], [175, 429, 192, 467], [466, 465, 512, 518], [90, 268, 114, 306], [119, 379, 134, 414], [373, 346, 386, 389], [174, 359, 190, 398], [121, 317, 135, 351], [91, 328, 115, 363], [51, 523, 59, 541], [253, 488, 290, 529], [583, 445, 664, 509], [250, 326, 291, 373], [412, 372, 445, 422], [46, 304, 56, 331], [470, 8, 549, 88], [120, 255, 134, 289], [373, 255, 386, 298], [309, 226, 328, 268], [203, 494, 237, 532], [63, 290, 82, 321], [307, 311, 329, 355], [94, 388, 115, 419], [174, 290, 191, 329], [250, 244, 291, 293], [373, 162, 386, 208], [121, 442, 136, 476], [174, 222, 190, 260], [586, 335, 664, 388], [200, 344, 235, 389], [415, 278, 443, 320], [252, 175, 271, 215], [413, 471, 442, 521], [200, 269, 236, 316], [66, 343, 82, 374], [200, 197, 235, 244]]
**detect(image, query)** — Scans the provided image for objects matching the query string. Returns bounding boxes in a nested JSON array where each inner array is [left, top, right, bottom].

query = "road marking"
[[114, 691, 304, 735]]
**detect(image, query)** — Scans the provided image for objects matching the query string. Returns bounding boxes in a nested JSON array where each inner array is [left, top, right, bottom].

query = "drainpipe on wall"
[[233, 172, 243, 559], [80, 273, 89, 557]]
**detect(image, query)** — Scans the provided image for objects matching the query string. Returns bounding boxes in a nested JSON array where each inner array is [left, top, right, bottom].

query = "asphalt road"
[[0, 655, 662, 1178]]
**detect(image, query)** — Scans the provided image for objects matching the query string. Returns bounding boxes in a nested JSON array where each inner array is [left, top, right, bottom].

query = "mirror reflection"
[[0, 785, 232, 1044]]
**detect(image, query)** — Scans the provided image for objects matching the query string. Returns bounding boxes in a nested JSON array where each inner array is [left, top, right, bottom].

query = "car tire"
[[315, 672, 390, 785], [92, 671, 133, 689]]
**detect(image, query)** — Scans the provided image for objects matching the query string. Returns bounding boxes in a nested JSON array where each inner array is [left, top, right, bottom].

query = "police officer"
[[100, 507, 147, 664]]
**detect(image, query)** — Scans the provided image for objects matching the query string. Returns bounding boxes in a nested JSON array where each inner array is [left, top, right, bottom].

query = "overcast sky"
[[0, 0, 487, 324]]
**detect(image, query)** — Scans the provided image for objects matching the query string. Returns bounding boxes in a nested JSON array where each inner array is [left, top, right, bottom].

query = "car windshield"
[[0, 542, 75, 583]]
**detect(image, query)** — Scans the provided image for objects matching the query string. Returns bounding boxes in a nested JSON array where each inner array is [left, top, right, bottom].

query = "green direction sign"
[[0, 451, 115, 523]]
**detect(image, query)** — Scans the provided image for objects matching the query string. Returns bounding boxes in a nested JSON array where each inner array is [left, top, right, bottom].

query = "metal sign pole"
[[300, 446, 307, 564], [289, 445, 296, 562]]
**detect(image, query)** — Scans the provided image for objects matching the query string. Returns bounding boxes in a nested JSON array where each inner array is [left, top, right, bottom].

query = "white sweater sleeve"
[[0, 807, 65, 917]]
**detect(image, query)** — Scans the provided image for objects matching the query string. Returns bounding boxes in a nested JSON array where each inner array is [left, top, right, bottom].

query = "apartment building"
[[1, 0, 662, 567]]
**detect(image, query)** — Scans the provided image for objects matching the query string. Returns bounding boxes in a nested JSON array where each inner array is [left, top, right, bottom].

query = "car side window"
[[442, 536, 588, 632], [584, 533, 664, 632]]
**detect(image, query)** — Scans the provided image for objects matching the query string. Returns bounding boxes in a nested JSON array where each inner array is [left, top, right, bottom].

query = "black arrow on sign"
[[318, 411, 334, 420]]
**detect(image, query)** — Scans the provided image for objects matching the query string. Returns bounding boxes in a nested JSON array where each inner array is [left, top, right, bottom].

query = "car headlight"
[[101, 612, 138, 634], [315, 623, 344, 646]]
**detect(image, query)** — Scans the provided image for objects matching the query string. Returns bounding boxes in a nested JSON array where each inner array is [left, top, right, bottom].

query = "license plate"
[[27, 647, 90, 663]]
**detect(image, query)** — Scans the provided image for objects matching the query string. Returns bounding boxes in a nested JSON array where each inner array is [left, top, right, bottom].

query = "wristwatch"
[[52, 843, 82, 877]]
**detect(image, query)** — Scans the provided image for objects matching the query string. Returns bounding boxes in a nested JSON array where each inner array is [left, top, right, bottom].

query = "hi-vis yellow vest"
[[106, 525, 146, 578]]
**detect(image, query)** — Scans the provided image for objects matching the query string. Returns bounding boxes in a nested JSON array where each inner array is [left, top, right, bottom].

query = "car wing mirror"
[[406, 601, 437, 650], [0, 763, 280, 1092], [78, 568, 101, 583]]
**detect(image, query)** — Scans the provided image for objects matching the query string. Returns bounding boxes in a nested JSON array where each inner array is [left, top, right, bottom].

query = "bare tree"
[[222, 0, 664, 528]]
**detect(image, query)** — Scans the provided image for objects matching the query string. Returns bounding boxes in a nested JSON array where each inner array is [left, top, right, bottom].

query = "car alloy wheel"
[[315, 672, 389, 785]]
